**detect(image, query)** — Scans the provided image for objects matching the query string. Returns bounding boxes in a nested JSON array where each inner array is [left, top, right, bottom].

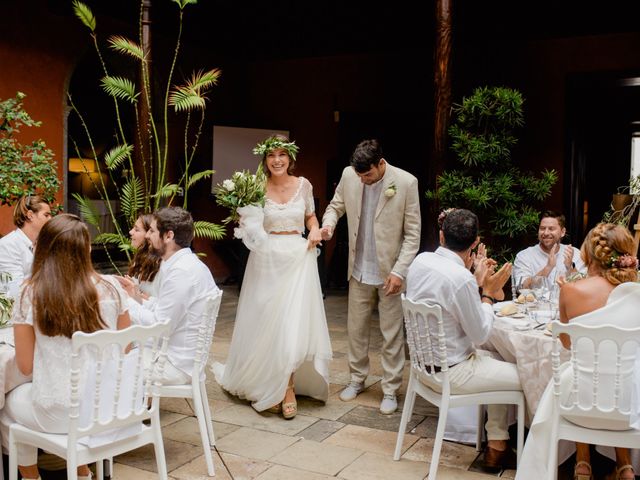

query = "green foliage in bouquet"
[[69, 0, 224, 269], [213, 165, 267, 224], [426, 86, 558, 261], [0, 92, 60, 209]]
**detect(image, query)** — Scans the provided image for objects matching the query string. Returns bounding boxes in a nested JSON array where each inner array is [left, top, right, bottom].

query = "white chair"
[[547, 321, 640, 479], [393, 294, 525, 479], [8, 322, 171, 480], [158, 290, 223, 477]]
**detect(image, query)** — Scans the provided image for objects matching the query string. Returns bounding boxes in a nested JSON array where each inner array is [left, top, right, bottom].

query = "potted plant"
[[426, 86, 558, 262]]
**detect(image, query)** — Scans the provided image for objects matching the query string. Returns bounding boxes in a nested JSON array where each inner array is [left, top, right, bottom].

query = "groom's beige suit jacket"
[[322, 163, 421, 280]]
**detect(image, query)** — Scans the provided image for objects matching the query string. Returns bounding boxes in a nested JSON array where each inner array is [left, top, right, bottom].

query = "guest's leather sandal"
[[573, 460, 592, 480], [616, 464, 635, 480]]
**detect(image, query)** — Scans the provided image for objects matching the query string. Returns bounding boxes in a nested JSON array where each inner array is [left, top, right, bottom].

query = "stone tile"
[[161, 416, 239, 445], [401, 437, 479, 470], [160, 410, 188, 427], [216, 427, 300, 460], [337, 451, 427, 480], [169, 452, 231, 480], [270, 438, 363, 476], [411, 395, 440, 416], [255, 464, 336, 479], [337, 405, 424, 433], [297, 395, 357, 420], [115, 438, 203, 473], [298, 419, 345, 442], [324, 424, 419, 457], [408, 415, 438, 438], [431, 464, 500, 479], [214, 404, 318, 435], [501, 469, 516, 479], [161, 396, 197, 416], [216, 452, 272, 480], [112, 463, 166, 479]]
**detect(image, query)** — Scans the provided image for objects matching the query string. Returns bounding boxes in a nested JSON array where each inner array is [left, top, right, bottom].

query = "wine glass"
[[529, 275, 549, 302]]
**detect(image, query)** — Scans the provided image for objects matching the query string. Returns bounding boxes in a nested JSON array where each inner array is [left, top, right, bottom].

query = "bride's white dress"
[[516, 282, 640, 479], [213, 177, 332, 411]]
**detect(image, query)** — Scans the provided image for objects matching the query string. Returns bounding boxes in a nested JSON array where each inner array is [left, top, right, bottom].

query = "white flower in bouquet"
[[214, 165, 267, 224], [384, 183, 397, 198]]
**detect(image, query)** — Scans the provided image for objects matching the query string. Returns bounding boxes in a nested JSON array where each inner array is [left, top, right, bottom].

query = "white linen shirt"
[[127, 248, 219, 376], [405, 247, 495, 365], [513, 243, 585, 286], [352, 178, 384, 285], [0, 228, 33, 299]]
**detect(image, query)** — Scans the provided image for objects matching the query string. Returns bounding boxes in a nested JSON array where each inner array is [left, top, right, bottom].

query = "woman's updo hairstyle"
[[581, 223, 638, 285]]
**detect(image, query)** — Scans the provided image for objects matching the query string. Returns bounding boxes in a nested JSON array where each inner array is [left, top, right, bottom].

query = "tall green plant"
[[0, 92, 60, 208], [69, 0, 224, 267], [427, 86, 558, 261]]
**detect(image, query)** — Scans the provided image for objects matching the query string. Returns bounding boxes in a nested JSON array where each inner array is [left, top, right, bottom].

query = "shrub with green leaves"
[[0, 92, 60, 209], [427, 86, 558, 261], [69, 0, 224, 268]]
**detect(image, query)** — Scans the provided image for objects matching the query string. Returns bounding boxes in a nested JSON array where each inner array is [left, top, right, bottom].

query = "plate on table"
[[493, 301, 526, 318]]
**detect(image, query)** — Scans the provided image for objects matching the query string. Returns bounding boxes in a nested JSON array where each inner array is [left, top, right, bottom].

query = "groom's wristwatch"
[[481, 294, 497, 304]]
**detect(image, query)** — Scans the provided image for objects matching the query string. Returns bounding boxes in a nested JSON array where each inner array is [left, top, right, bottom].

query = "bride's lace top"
[[13, 274, 127, 408], [263, 177, 315, 233]]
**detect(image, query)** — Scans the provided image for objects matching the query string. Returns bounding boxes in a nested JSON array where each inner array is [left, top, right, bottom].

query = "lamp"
[[68, 157, 97, 173]]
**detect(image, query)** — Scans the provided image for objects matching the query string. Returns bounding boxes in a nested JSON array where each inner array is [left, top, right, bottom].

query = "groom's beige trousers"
[[347, 277, 405, 395]]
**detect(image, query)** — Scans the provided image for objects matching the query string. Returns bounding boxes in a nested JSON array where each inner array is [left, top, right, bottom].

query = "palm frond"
[[169, 86, 206, 112], [101, 76, 139, 104], [154, 183, 181, 198], [194, 221, 226, 240], [72, 1, 96, 32], [187, 169, 215, 188], [72, 193, 100, 228], [121, 176, 144, 223], [186, 69, 221, 92], [104, 143, 134, 170], [94, 232, 127, 246], [108, 35, 145, 61], [172, 0, 198, 10]]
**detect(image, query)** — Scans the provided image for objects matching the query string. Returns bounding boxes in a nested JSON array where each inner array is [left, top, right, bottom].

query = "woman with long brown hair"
[[0, 195, 51, 298], [127, 213, 161, 299], [0, 214, 130, 480]]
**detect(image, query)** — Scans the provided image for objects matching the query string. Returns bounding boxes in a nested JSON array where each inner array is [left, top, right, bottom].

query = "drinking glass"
[[529, 275, 549, 302]]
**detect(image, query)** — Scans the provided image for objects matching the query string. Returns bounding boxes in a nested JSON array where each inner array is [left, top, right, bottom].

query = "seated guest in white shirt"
[[513, 210, 585, 288], [117, 206, 219, 385], [405, 208, 522, 472], [0, 195, 51, 298]]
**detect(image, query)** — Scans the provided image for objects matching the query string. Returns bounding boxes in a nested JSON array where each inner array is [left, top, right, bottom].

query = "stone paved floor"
[[35, 287, 613, 479]]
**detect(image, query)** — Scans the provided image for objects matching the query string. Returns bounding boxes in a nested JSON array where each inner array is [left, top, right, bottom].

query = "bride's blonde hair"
[[580, 223, 638, 285]]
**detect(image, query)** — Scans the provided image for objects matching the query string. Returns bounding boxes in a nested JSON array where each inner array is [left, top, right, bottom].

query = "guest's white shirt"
[[513, 243, 585, 286], [405, 247, 494, 365], [352, 179, 384, 285], [0, 228, 33, 299], [127, 248, 219, 376]]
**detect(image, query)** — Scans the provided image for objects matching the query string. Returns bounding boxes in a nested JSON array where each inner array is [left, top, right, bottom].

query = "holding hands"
[[307, 226, 323, 250]]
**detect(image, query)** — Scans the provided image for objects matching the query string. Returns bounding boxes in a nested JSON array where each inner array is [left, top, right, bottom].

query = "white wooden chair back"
[[191, 290, 223, 381], [402, 294, 450, 391], [550, 321, 640, 424]]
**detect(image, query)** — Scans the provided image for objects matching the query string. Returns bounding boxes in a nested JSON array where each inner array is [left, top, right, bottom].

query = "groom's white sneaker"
[[339, 381, 364, 401], [380, 394, 398, 414]]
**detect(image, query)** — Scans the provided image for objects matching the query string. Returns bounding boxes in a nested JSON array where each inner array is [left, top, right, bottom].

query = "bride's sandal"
[[574, 460, 592, 480], [616, 464, 635, 480], [266, 403, 282, 414], [282, 385, 297, 420]]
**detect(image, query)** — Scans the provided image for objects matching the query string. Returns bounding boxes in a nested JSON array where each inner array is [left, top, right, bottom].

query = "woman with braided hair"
[[517, 223, 639, 480]]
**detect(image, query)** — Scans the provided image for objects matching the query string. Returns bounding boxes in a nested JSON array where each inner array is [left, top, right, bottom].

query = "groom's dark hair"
[[154, 206, 194, 248], [350, 139, 384, 173], [442, 209, 479, 252]]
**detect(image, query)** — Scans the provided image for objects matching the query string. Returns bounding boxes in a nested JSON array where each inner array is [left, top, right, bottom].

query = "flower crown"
[[252, 137, 300, 161], [438, 207, 456, 228], [606, 252, 639, 270]]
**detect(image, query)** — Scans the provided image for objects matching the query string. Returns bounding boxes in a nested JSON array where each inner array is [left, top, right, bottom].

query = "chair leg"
[[547, 418, 559, 480], [152, 416, 169, 480], [476, 405, 485, 451], [66, 457, 78, 480], [192, 389, 215, 476], [8, 432, 18, 480], [516, 398, 525, 466], [96, 459, 104, 480], [200, 380, 216, 447], [393, 377, 416, 460], [429, 401, 450, 480]]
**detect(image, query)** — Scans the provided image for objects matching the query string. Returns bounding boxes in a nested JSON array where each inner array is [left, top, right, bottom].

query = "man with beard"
[[117, 206, 219, 385], [513, 210, 585, 289]]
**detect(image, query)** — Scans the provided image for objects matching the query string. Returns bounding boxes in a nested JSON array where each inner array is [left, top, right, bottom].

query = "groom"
[[321, 139, 421, 414]]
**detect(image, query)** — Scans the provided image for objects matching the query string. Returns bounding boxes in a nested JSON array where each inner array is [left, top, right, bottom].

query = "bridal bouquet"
[[214, 165, 267, 224]]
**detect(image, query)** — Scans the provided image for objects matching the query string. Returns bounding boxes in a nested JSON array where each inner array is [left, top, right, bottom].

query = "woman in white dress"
[[126, 213, 161, 299], [517, 223, 638, 480], [214, 135, 332, 419], [0, 214, 131, 480]]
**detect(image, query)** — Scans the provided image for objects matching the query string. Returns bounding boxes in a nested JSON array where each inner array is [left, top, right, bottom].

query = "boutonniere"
[[384, 183, 397, 198]]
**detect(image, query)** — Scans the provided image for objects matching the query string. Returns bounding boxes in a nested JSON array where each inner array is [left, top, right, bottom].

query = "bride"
[[213, 134, 332, 419]]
